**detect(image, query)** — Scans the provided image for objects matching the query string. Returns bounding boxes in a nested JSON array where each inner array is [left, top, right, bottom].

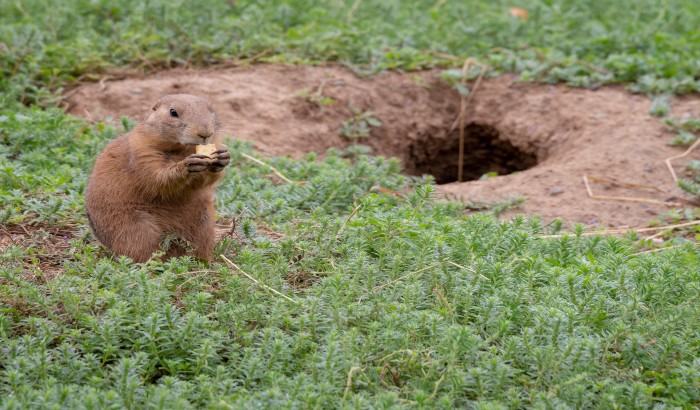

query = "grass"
[[2, 0, 700, 408], [3, 104, 700, 409], [2, 0, 700, 106]]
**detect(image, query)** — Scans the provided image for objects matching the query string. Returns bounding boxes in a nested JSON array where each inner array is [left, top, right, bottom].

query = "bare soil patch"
[[64, 64, 700, 227], [0, 223, 80, 281]]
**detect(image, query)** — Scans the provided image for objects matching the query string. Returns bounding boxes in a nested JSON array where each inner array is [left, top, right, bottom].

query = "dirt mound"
[[64, 64, 699, 227]]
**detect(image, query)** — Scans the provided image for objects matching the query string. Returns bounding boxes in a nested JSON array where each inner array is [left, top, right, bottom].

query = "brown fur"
[[85, 94, 230, 262]]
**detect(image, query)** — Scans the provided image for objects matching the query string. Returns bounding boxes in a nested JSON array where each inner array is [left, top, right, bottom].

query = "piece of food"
[[195, 144, 217, 157]]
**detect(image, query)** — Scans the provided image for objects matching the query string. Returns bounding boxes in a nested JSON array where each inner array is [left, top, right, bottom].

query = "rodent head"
[[145, 94, 221, 146]]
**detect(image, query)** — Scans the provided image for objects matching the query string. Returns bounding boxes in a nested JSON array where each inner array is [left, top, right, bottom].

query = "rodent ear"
[[151, 99, 162, 111]]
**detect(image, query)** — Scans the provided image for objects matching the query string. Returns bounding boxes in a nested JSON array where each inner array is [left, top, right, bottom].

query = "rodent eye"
[[169, 108, 178, 118]]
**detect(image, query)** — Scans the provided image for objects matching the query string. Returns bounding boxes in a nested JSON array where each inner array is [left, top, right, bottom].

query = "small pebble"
[[549, 186, 565, 196]]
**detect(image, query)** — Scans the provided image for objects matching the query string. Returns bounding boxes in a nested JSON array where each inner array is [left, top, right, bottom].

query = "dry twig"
[[444, 260, 489, 281], [449, 58, 488, 182], [584, 175, 667, 193], [419, 49, 461, 61], [220, 254, 298, 304], [582, 174, 683, 207], [642, 221, 700, 241], [372, 263, 442, 292], [342, 365, 363, 402], [335, 204, 362, 241], [633, 245, 684, 255], [540, 220, 700, 238], [240, 152, 306, 185], [666, 138, 700, 183], [175, 271, 214, 293], [369, 185, 407, 199]]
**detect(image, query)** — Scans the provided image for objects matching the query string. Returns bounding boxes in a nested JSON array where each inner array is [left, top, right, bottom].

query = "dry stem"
[[342, 365, 363, 402], [372, 263, 442, 292], [220, 254, 298, 304], [666, 138, 700, 183], [240, 152, 306, 185], [335, 204, 362, 241], [445, 260, 489, 281], [633, 245, 684, 255], [540, 220, 700, 238], [583, 174, 683, 207], [584, 175, 667, 193], [451, 59, 488, 182], [175, 271, 214, 293]]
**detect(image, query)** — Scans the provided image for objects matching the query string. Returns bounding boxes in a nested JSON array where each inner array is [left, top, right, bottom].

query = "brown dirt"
[[64, 64, 700, 228], [0, 223, 79, 281]]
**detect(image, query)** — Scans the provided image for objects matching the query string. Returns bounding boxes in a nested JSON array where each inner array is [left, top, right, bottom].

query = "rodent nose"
[[197, 129, 213, 139]]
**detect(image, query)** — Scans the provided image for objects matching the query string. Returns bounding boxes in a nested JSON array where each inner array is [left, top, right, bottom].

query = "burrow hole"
[[408, 123, 539, 184]]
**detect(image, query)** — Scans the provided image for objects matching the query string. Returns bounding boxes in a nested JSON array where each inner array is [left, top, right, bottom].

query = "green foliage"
[[668, 130, 697, 147], [462, 196, 525, 218], [678, 178, 700, 198], [0, 107, 118, 225], [678, 161, 700, 199], [3, 108, 700, 408], [439, 68, 476, 96], [665, 117, 700, 134], [649, 94, 671, 117], [339, 107, 383, 140], [3, 0, 700, 407], [297, 87, 336, 108], [665, 116, 700, 147], [662, 116, 700, 199], [3, 0, 700, 105]]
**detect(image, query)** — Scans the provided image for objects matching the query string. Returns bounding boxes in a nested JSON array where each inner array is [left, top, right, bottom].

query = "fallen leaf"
[[370, 185, 407, 199], [509, 7, 528, 21]]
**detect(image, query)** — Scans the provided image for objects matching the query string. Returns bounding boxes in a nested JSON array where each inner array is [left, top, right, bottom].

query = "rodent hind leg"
[[110, 211, 165, 263], [167, 225, 215, 262], [192, 231, 215, 262], [86, 209, 112, 248], [160, 232, 194, 260], [158, 231, 212, 262], [178, 210, 216, 262]]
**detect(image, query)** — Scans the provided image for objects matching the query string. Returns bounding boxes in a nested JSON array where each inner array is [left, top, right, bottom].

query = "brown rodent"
[[85, 94, 230, 263]]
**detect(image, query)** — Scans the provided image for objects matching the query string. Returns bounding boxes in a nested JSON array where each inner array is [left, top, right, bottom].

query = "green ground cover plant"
[[660, 116, 700, 202], [2, 0, 700, 408], [2, 0, 700, 105], [2, 108, 700, 408]]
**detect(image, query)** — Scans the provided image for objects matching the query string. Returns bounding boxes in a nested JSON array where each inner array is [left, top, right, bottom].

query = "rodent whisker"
[[217, 119, 244, 127]]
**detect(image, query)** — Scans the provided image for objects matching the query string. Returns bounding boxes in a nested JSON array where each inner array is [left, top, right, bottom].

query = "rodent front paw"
[[184, 154, 211, 173], [209, 149, 231, 172]]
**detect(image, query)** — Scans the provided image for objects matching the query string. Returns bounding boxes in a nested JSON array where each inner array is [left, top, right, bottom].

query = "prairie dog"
[[85, 94, 230, 262]]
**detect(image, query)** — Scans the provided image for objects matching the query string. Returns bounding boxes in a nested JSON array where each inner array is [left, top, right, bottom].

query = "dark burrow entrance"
[[408, 123, 539, 184]]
